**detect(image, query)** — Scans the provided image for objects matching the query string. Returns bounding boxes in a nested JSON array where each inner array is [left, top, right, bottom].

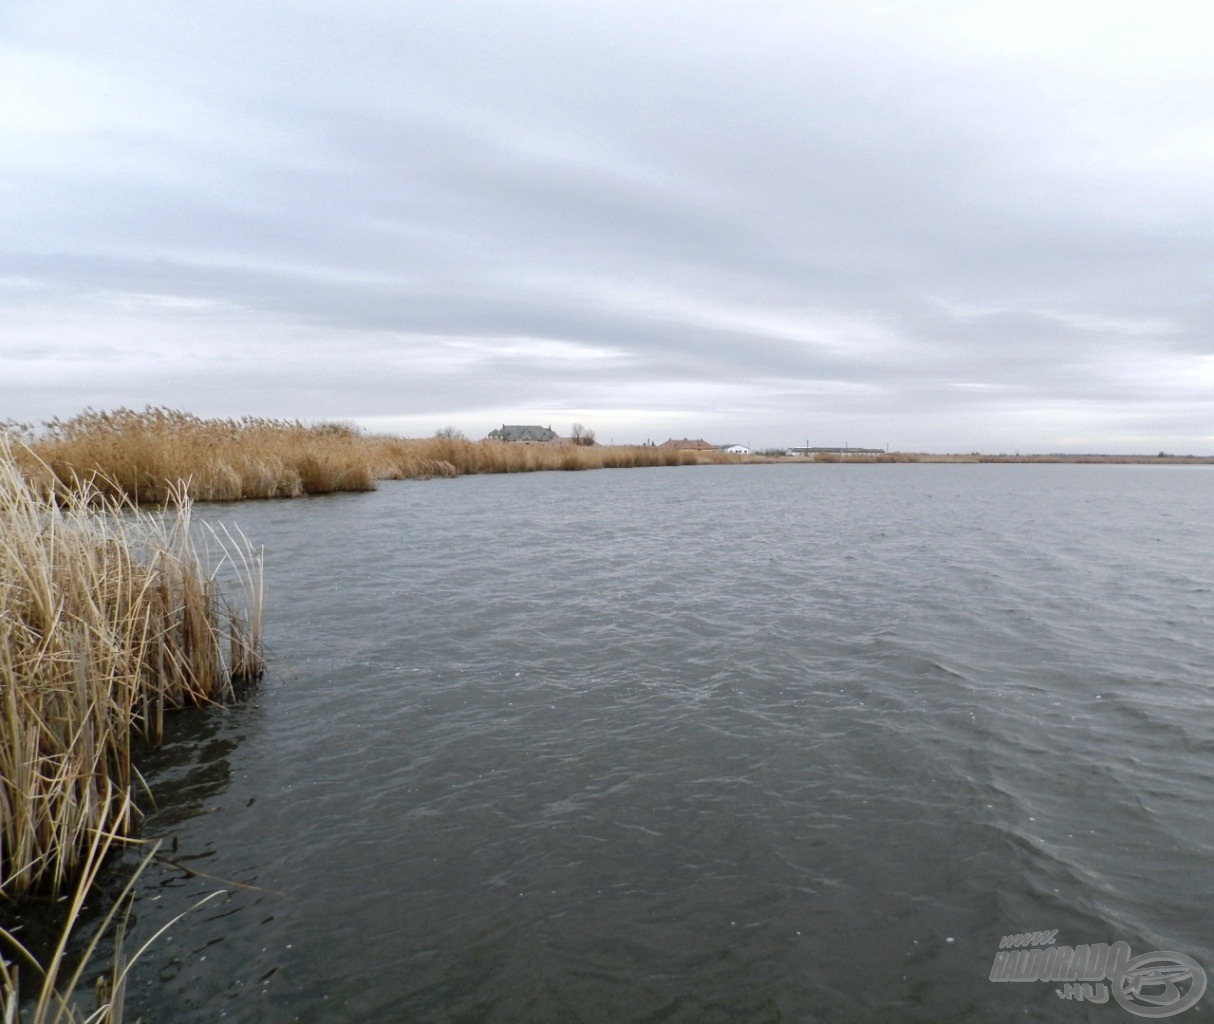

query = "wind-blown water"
[[105, 465, 1213, 1022]]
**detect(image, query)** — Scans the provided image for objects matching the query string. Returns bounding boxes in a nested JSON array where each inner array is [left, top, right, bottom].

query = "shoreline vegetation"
[[1, 443, 264, 1021], [3, 409, 698, 506], [2, 409, 1207, 510], [774, 452, 1214, 465]]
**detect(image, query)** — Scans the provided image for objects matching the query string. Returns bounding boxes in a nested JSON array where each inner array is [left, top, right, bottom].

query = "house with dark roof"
[[657, 437, 717, 451], [486, 424, 559, 443]]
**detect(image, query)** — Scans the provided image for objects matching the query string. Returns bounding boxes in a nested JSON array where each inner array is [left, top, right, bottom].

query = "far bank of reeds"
[[4, 409, 696, 504], [0, 443, 264, 903], [372, 433, 696, 481]]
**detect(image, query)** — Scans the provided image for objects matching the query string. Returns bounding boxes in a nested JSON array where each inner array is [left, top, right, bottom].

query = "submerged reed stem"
[[0, 781, 225, 1023]]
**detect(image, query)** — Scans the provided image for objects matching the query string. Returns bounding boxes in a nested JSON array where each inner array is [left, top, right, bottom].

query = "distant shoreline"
[[8, 408, 1212, 508], [727, 452, 1214, 465]]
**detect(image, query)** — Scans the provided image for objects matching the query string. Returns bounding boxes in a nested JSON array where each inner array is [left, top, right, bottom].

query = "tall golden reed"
[[14, 408, 697, 504], [0, 441, 264, 903], [26, 408, 374, 504]]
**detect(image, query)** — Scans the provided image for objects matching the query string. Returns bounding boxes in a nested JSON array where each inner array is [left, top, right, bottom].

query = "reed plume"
[[30, 408, 374, 504]]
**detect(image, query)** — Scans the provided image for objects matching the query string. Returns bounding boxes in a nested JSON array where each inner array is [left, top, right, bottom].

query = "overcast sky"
[[2, 1, 1212, 451]]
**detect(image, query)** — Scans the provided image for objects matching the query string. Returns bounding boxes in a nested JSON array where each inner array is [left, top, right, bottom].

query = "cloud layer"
[[3, 1, 1212, 450]]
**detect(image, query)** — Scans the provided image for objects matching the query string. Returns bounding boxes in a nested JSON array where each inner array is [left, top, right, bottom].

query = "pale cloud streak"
[[1, 0, 1212, 451]]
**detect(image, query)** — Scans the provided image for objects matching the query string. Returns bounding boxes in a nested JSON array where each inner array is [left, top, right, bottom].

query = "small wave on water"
[[94, 464, 1214, 1023]]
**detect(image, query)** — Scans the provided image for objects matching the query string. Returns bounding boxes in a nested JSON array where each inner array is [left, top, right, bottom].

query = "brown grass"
[[369, 436, 697, 477], [9, 409, 697, 503], [20, 409, 374, 504], [0, 442, 264, 903]]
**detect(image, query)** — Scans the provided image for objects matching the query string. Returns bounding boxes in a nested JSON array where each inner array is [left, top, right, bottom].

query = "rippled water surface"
[[105, 464, 1213, 1022]]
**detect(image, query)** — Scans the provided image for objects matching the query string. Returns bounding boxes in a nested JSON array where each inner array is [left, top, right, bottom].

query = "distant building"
[[487, 424, 559, 443], [719, 444, 751, 454], [658, 438, 717, 451], [784, 446, 885, 457]]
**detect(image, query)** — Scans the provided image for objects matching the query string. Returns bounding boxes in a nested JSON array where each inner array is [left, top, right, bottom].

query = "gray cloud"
[[2, 0, 1212, 451]]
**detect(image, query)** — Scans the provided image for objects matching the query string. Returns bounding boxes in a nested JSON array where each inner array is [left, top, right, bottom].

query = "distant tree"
[[571, 423, 596, 446], [434, 426, 467, 440]]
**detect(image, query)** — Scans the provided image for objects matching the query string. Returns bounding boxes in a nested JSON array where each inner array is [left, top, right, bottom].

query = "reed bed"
[[19, 408, 374, 504], [368, 435, 697, 479], [0, 442, 264, 903], [8, 409, 696, 504]]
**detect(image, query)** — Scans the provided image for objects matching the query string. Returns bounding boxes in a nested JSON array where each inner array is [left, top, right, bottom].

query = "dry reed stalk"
[[0, 781, 224, 1024], [0, 443, 264, 902]]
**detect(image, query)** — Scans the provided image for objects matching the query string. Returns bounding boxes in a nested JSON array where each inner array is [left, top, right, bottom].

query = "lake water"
[[95, 464, 1214, 1022]]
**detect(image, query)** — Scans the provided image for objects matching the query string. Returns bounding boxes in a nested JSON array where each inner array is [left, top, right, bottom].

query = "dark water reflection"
[[88, 465, 1214, 1022]]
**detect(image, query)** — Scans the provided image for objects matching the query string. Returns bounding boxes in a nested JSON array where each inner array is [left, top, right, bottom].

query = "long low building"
[[785, 446, 886, 456]]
